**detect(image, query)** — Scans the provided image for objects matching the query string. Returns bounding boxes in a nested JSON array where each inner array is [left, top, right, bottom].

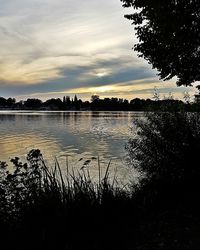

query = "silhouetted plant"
[[127, 111, 200, 186], [0, 150, 46, 221], [0, 150, 128, 219], [0, 150, 133, 250], [1, 143, 200, 249]]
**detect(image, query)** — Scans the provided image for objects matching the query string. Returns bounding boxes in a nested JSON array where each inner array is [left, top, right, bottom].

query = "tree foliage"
[[121, 0, 200, 86]]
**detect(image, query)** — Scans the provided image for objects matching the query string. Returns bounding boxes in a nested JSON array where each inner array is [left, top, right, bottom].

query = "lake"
[[0, 111, 142, 182]]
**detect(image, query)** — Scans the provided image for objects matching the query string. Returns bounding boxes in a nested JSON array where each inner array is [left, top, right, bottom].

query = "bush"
[[126, 111, 200, 187], [124, 111, 200, 250]]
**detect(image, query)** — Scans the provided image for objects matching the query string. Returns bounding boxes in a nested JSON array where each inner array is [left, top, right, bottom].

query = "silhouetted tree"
[[7, 98, 16, 107], [24, 99, 42, 109], [74, 95, 78, 103], [0, 97, 7, 107], [122, 0, 200, 86], [62, 96, 71, 109], [130, 98, 147, 111], [16, 100, 24, 109], [91, 95, 100, 102], [44, 98, 63, 110], [65, 96, 71, 106], [122, 99, 129, 110]]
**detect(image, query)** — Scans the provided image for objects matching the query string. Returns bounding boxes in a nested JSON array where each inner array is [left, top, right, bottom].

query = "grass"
[[0, 150, 133, 250]]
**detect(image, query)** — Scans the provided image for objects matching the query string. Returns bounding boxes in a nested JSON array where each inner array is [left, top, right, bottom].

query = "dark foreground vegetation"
[[1, 94, 200, 111], [1, 111, 200, 250]]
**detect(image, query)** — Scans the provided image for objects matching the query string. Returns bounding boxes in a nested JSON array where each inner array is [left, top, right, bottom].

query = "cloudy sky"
[[0, 0, 195, 101]]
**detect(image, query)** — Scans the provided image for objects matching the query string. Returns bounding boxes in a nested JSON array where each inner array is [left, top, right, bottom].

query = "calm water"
[[0, 111, 142, 181]]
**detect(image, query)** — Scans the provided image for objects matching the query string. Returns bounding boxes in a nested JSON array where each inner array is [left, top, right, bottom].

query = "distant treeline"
[[0, 95, 200, 111]]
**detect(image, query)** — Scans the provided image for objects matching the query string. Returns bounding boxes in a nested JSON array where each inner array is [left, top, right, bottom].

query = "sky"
[[0, 0, 196, 101]]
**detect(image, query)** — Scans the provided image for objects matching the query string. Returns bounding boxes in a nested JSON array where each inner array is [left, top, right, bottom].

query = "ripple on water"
[[0, 111, 142, 182]]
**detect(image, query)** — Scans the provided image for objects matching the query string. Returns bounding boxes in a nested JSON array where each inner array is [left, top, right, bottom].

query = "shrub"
[[126, 111, 200, 186]]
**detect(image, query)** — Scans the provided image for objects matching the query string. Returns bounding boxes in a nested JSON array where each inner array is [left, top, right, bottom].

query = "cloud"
[[0, 0, 196, 99]]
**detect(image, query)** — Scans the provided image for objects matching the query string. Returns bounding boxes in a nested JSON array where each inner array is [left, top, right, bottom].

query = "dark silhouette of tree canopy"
[[24, 98, 42, 109], [7, 98, 16, 107], [1, 94, 200, 111], [121, 0, 200, 86], [0, 97, 7, 106]]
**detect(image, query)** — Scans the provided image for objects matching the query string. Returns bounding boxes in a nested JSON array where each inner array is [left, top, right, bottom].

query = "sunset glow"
[[0, 0, 195, 100]]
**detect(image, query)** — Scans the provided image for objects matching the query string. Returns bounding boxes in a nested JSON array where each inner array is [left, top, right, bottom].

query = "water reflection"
[[0, 111, 143, 182]]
